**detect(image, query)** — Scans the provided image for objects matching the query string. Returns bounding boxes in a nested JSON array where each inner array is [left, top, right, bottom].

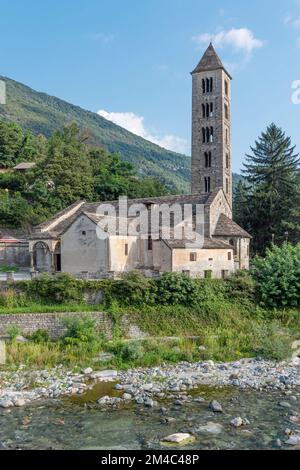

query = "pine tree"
[[241, 123, 300, 254]]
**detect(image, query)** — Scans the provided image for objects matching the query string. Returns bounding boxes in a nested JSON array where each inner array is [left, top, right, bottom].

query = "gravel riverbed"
[[1, 357, 300, 410]]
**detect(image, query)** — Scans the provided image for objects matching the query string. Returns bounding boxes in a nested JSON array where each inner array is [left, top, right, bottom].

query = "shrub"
[[225, 270, 256, 302], [252, 243, 300, 308], [154, 273, 198, 305], [25, 273, 84, 304], [111, 341, 144, 362], [6, 325, 21, 341], [253, 323, 293, 361], [61, 315, 99, 346], [30, 329, 50, 344], [110, 271, 155, 306]]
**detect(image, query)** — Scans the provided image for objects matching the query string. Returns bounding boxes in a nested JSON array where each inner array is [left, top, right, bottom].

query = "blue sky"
[[1, 0, 300, 172]]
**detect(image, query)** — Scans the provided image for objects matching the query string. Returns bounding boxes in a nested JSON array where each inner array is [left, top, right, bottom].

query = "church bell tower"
[[191, 43, 232, 207]]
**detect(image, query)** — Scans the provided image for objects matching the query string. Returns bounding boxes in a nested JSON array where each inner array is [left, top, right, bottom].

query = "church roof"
[[192, 43, 232, 78], [214, 214, 252, 239], [165, 237, 232, 250]]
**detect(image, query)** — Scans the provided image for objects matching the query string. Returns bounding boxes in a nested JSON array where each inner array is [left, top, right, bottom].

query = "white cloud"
[[98, 110, 189, 154], [284, 15, 300, 27], [192, 28, 264, 56]]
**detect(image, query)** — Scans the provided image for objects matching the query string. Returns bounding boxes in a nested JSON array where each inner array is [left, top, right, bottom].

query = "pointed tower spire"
[[192, 43, 232, 78]]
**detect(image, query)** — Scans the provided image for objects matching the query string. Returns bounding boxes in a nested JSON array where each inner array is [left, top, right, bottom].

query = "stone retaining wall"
[[0, 312, 113, 340], [0, 312, 147, 341]]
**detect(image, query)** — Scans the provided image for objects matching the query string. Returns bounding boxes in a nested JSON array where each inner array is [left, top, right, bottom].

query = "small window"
[[225, 80, 228, 96], [224, 104, 229, 120], [222, 270, 229, 279], [125, 244, 129, 256], [226, 178, 229, 194], [228, 252, 232, 261], [190, 252, 197, 262], [204, 270, 212, 279], [82, 231, 86, 236], [226, 153, 229, 169], [148, 236, 153, 251]]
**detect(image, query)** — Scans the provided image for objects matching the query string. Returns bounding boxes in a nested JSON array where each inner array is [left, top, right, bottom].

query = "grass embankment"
[[1, 270, 300, 371]]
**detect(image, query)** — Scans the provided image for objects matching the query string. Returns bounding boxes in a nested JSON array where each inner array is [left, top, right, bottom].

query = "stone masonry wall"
[[0, 312, 113, 340], [0, 312, 147, 341]]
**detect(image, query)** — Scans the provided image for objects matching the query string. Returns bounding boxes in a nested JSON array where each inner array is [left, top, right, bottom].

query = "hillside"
[[0, 76, 191, 192]]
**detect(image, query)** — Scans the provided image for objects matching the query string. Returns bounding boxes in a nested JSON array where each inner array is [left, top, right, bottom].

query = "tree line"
[[0, 120, 168, 228]]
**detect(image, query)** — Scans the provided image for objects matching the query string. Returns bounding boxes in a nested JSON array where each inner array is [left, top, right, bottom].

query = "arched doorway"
[[33, 242, 52, 272]]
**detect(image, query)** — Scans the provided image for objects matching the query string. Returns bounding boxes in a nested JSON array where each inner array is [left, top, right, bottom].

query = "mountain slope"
[[0, 76, 191, 192]]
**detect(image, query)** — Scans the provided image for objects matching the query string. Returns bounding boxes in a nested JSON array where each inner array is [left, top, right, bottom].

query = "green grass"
[[0, 303, 102, 315]]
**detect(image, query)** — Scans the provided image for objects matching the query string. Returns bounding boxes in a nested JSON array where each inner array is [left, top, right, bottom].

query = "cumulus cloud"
[[192, 28, 264, 56], [98, 110, 188, 154]]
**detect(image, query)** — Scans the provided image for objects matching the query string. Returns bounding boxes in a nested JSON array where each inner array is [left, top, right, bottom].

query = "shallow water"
[[0, 384, 299, 450]]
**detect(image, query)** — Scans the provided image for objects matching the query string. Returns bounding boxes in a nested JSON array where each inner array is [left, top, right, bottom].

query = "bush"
[[252, 243, 300, 308], [61, 315, 99, 346], [30, 329, 50, 344], [25, 273, 84, 304], [6, 325, 21, 341], [111, 341, 144, 362], [253, 323, 293, 361], [154, 273, 198, 305], [109, 271, 155, 306]]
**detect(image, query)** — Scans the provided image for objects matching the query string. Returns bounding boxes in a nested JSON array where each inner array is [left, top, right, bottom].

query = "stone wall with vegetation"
[[0, 312, 113, 340]]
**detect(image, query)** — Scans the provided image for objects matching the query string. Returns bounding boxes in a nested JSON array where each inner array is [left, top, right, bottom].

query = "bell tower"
[[191, 43, 232, 207]]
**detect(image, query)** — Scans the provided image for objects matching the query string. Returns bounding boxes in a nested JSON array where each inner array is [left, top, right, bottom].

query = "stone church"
[[29, 44, 251, 279]]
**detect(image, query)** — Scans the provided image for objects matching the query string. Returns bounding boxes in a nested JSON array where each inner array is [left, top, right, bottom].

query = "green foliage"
[[30, 329, 50, 344], [235, 123, 300, 254], [0, 76, 191, 192], [61, 316, 99, 346], [25, 273, 84, 304], [110, 341, 144, 362], [252, 243, 300, 308], [6, 325, 21, 341], [252, 323, 293, 361], [109, 271, 155, 306], [154, 273, 198, 306]]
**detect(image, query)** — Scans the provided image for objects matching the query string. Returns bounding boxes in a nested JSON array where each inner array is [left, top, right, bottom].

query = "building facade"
[[28, 44, 251, 280]]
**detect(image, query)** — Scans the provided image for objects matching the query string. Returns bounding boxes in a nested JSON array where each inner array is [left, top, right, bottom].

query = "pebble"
[[209, 400, 223, 413], [161, 433, 195, 445], [231, 417, 244, 428]]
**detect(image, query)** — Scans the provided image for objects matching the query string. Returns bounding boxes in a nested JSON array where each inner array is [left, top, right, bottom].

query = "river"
[[0, 382, 299, 450]]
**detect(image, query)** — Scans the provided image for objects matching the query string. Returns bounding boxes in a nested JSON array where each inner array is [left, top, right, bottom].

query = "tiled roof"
[[14, 162, 36, 170], [165, 237, 232, 250], [214, 214, 252, 238], [192, 43, 232, 78]]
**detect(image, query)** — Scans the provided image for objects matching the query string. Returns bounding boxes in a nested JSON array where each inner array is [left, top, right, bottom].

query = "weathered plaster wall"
[[61, 215, 107, 276], [0, 242, 30, 268], [172, 248, 234, 278]]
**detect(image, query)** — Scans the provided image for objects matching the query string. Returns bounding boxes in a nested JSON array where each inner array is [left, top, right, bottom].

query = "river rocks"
[[0, 400, 14, 409], [195, 422, 223, 435], [230, 417, 249, 428], [91, 370, 118, 381], [286, 433, 300, 446], [161, 433, 195, 445], [279, 401, 291, 409], [82, 368, 93, 375], [122, 393, 132, 401], [209, 400, 223, 413], [13, 398, 26, 407], [290, 415, 300, 426]]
